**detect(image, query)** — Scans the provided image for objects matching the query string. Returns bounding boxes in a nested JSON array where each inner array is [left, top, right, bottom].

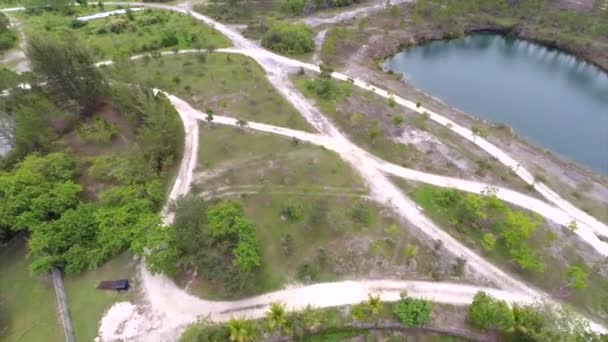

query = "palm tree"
[[366, 293, 383, 318], [228, 318, 254, 342], [266, 302, 287, 332]]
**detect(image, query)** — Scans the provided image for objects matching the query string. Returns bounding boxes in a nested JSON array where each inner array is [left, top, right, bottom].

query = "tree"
[[26, 34, 108, 114], [392, 291, 433, 327], [206, 113, 214, 122], [228, 318, 255, 342], [468, 291, 514, 331], [133, 224, 179, 276], [112, 86, 182, 177], [366, 294, 383, 318], [266, 303, 287, 333]]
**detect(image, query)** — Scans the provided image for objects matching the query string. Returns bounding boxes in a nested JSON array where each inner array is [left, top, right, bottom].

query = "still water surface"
[[384, 33, 608, 175]]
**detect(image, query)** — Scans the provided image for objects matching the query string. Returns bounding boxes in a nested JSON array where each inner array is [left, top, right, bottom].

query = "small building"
[[96, 279, 130, 292]]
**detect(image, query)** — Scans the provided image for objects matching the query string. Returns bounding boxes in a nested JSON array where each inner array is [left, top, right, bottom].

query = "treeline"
[[469, 291, 606, 341], [412, 0, 608, 38], [0, 33, 183, 274], [0, 12, 17, 51], [179, 290, 606, 341]]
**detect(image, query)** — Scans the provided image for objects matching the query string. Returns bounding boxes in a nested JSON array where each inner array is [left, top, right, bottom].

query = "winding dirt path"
[[169, 98, 608, 257], [3, 4, 607, 340]]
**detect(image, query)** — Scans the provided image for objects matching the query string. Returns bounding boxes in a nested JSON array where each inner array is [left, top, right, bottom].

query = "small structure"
[[96, 279, 130, 292]]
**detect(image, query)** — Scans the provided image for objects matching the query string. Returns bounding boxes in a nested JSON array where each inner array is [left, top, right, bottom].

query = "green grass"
[[180, 125, 442, 299], [116, 53, 312, 131], [63, 252, 136, 342], [321, 27, 366, 67], [16, 7, 230, 59], [400, 181, 608, 324], [196, 125, 360, 190], [0, 237, 63, 342]]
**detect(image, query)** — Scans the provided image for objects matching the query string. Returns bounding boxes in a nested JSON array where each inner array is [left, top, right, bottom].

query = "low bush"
[[468, 291, 514, 331], [392, 291, 433, 327]]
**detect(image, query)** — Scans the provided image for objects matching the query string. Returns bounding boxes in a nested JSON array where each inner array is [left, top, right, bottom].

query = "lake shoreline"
[[383, 22, 608, 76], [379, 62, 607, 182], [382, 32, 608, 179]]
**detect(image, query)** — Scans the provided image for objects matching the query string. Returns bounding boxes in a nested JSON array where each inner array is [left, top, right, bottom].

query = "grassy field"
[[195, 124, 360, 191], [0, 237, 63, 342], [176, 125, 454, 300], [117, 53, 312, 131], [63, 252, 136, 342], [399, 180, 608, 324], [16, 7, 230, 59]]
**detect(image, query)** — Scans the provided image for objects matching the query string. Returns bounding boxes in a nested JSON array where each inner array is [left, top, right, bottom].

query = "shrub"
[[262, 21, 313, 55], [70, 19, 88, 29], [281, 0, 306, 15], [468, 291, 514, 331], [350, 201, 372, 226], [160, 32, 179, 47], [106, 18, 129, 33], [281, 198, 304, 221], [297, 262, 319, 283], [392, 115, 404, 126], [471, 125, 488, 138], [392, 292, 432, 327]]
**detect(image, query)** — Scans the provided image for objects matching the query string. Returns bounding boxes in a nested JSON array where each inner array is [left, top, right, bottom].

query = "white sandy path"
[[3, 2, 601, 337], [175, 98, 608, 256], [91, 3, 608, 242]]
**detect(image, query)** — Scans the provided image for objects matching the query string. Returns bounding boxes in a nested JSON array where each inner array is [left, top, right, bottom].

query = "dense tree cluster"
[[469, 291, 606, 341], [0, 153, 163, 273], [422, 186, 545, 273], [26, 33, 108, 114], [0, 34, 183, 275], [262, 21, 313, 55], [168, 196, 262, 296]]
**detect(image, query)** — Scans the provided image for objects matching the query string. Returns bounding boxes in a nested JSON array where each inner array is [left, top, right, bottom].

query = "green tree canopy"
[[26, 33, 108, 113]]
